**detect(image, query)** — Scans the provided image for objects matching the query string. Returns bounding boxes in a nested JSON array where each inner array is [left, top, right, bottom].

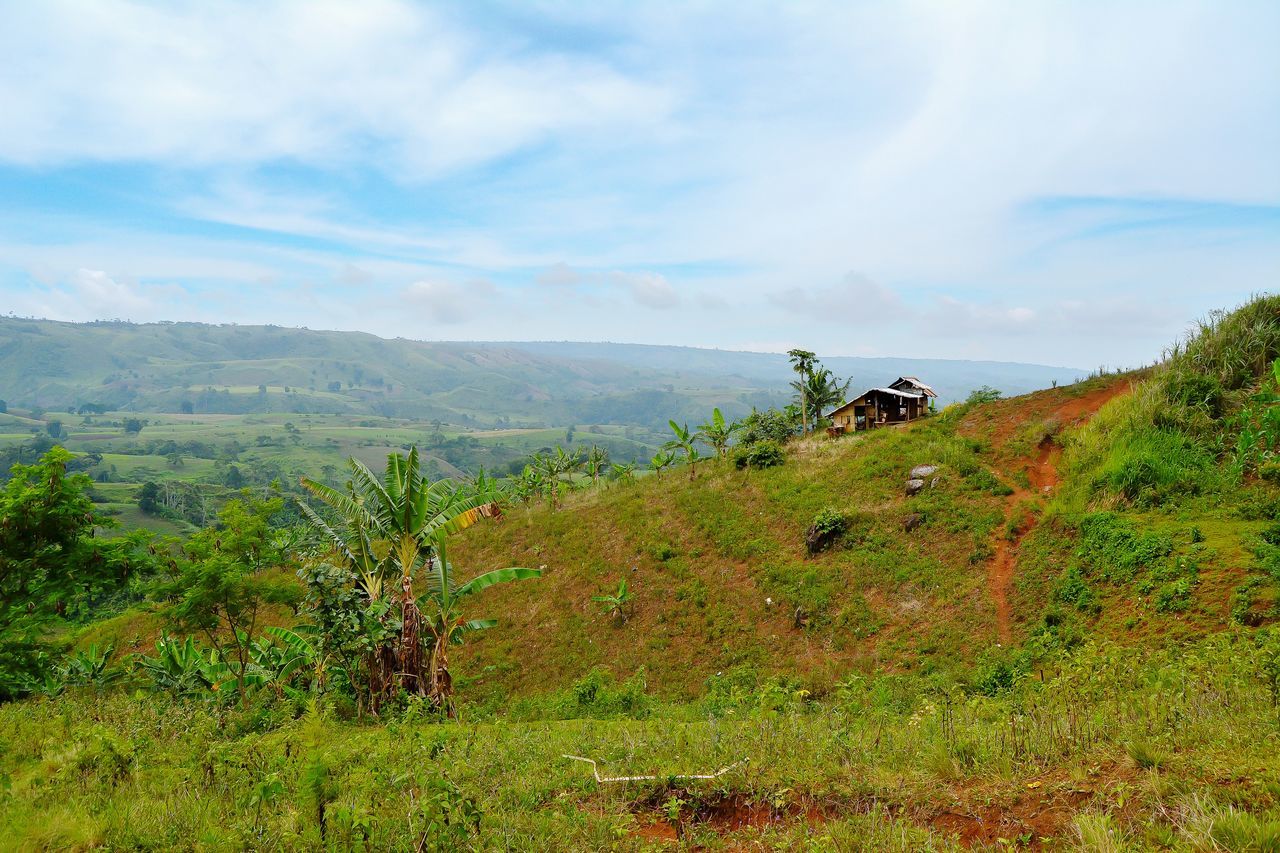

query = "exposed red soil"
[[980, 378, 1135, 643], [627, 774, 1131, 847]]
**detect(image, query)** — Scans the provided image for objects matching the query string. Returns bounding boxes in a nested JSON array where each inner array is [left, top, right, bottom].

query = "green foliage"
[[592, 579, 633, 625], [1054, 566, 1101, 615], [1077, 513, 1173, 582], [1060, 295, 1280, 509], [0, 447, 145, 698], [738, 407, 795, 446], [732, 440, 785, 470], [965, 467, 1014, 496], [1096, 427, 1216, 505], [695, 408, 739, 459], [156, 495, 302, 702], [663, 420, 701, 478], [299, 447, 538, 715], [806, 506, 849, 554], [965, 385, 1002, 405]]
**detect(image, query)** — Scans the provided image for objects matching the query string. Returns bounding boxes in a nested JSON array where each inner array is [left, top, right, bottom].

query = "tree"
[[664, 421, 701, 479], [137, 481, 161, 514], [787, 349, 817, 435], [299, 448, 539, 714], [45, 420, 63, 439], [799, 368, 851, 430], [0, 400, 6, 414], [966, 386, 1003, 406], [739, 407, 796, 446], [0, 448, 145, 698], [123, 418, 144, 436], [696, 408, 739, 459], [160, 496, 301, 704], [180, 400, 195, 415], [584, 445, 609, 485]]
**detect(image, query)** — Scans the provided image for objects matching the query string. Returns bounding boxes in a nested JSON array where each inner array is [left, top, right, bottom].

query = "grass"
[[1, 634, 1277, 850]]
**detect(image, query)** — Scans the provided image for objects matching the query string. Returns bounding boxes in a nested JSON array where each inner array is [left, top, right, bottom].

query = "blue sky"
[[0, 0, 1276, 368]]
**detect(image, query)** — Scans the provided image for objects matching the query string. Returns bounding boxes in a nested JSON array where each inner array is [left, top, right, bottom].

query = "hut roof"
[[891, 376, 937, 397], [826, 386, 922, 417]]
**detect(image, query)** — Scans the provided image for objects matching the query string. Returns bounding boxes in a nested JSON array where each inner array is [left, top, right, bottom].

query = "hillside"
[[3, 297, 1279, 850], [0, 317, 1086, 428]]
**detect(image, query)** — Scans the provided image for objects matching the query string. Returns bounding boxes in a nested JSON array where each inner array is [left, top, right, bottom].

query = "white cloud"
[[615, 272, 679, 310], [403, 278, 496, 325], [7, 268, 184, 323], [0, 1, 672, 178], [536, 262, 582, 287], [769, 273, 905, 320]]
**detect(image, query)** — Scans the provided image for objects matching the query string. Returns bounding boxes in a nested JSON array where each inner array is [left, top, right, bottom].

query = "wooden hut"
[[826, 378, 935, 433]]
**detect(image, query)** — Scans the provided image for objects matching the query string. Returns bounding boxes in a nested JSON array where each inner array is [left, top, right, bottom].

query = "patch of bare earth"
[[979, 379, 1135, 643]]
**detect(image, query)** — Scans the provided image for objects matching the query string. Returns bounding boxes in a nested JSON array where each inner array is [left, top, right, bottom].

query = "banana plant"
[[592, 579, 633, 626], [420, 533, 540, 717], [663, 421, 702, 479], [300, 447, 534, 711], [696, 408, 740, 459], [610, 461, 637, 483], [60, 643, 122, 690], [648, 450, 677, 479], [584, 445, 610, 485], [132, 634, 222, 697]]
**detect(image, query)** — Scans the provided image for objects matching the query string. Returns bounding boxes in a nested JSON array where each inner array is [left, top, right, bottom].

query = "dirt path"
[[985, 380, 1132, 644]]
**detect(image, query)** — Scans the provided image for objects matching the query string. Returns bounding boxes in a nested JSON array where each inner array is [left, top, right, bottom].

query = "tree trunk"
[[398, 574, 426, 696], [429, 631, 455, 718]]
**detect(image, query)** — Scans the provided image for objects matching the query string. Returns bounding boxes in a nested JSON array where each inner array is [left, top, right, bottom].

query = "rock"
[[805, 523, 841, 555], [910, 464, 938, 479], [903, 512, 923, 532], [905, 478, 925, 496]]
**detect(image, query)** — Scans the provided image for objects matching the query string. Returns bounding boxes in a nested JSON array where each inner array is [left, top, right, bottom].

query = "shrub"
[[733, 441, 785, 470], [1053, 566, 1101, 615], [805, 506, 849, 554], [1077, 513, 1173, 582], [965, 386, 1002, 406], [738, 408, 796, 445]]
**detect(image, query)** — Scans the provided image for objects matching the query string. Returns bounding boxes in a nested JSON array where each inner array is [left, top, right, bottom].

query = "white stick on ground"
[[562, 755, 747, 783]]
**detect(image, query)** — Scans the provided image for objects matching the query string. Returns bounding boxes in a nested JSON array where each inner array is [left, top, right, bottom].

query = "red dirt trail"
[[986, 380, 1133, 644]]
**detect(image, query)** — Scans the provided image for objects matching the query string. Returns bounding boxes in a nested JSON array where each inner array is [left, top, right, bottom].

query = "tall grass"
[[0, 633, 1276, 849], [1057, 294, 1280, 512]]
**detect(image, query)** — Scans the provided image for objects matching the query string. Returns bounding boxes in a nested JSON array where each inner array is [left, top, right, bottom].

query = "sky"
[[0, 1, 1277, 369]]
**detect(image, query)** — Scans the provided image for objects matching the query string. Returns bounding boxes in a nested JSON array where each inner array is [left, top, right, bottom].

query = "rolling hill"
[[0, 317, 1087, 429]]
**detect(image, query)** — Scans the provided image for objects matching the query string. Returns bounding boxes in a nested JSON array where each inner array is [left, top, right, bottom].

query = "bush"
[[1078, 513, 1174, 581], [965, 386, 1002, 406], [738, 408, 796, 446], [1054, 566, 1101, 615], [806, 506, 849, 554], [733, 441, 785, 470]]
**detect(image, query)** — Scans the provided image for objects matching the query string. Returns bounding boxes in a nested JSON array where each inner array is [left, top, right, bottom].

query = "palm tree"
[[664, 420, 702, 479], [298, 448, 538, 714], [801, 368, 852, 431], [584, 445, 610, 485], [696, 408, 739, 459], [787, 349, 817, 435]]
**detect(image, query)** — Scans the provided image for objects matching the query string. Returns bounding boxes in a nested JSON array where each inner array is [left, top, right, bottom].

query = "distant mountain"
[[490, 341, 1086, 402], [0, 317, 1086, 428]]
